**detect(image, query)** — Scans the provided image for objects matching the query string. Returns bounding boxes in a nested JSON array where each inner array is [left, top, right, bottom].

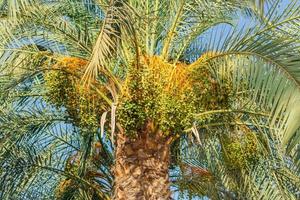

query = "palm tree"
[[0, 0, 300, 199]]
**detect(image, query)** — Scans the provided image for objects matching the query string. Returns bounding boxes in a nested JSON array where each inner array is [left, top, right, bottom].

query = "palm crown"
[[0, 0, 300, 199]]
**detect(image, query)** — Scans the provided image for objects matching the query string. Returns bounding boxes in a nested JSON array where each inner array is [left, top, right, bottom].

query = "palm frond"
[[84, 0, 133, 84]]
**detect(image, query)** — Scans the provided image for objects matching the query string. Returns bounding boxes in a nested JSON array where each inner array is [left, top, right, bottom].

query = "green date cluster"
[[222, 128, 260, 170], [44, 57, 105, 130], [118, 56, 230, 137]]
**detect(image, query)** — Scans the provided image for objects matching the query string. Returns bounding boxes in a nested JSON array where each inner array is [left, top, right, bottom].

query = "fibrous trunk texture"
[[113, 127, 171, 200]]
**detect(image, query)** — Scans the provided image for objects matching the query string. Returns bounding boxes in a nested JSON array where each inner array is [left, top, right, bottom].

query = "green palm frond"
[[172, 131, 300, 199], [84, 0, 133, 84], [187, 0, 300, 158], [183, 53, 300, 198], [0, 2, 100, 56], [204, 54, 300, 143], [3, 0, 34, 19], [186, 0, 300, 82], [0, 102, 113, 199]]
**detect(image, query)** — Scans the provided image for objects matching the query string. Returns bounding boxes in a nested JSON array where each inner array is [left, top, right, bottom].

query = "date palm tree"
[[0, 0, 300, 199]]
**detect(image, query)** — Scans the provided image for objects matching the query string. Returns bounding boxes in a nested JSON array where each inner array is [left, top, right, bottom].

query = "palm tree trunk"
[[113, 125, 171, 200]]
